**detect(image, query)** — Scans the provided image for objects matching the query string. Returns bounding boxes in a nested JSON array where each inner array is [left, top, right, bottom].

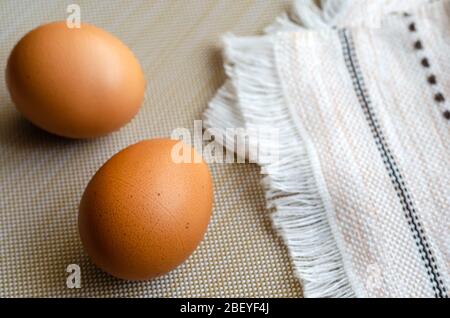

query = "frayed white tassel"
[[288, 0, 355, 29], [222, 34, 355, 298], [264, 13, 303, 34], [203, 0, 342, 149], [320, 0, 352, 25], [291, 0, 329, 28], [203, 80, 248, 158]]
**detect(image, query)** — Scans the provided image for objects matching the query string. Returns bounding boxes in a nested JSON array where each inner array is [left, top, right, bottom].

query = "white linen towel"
[[204, 0, 450, 297]]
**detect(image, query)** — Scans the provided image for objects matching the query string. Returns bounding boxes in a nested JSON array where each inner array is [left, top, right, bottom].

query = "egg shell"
[[78, 139, 213, 280], [6, 21, 145, 138]]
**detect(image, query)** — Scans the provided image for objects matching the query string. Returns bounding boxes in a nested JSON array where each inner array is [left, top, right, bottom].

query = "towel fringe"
[[202, 0, 343, 154], [220, 33, 355, 298]]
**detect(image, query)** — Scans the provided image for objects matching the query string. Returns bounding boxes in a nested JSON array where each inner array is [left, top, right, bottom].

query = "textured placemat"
[[0, 0, 302, 297]]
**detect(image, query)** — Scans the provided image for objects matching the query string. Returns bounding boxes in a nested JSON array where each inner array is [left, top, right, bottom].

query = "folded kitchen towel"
[[203, 0, 450, 297]]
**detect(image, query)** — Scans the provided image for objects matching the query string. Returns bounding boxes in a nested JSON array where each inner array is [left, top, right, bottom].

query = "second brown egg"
[[78, 139, 213, 280]]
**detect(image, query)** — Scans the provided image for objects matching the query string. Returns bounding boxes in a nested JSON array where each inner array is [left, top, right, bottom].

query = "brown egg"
[[6, 21, 145, 138], [78, 139, 213, 280]]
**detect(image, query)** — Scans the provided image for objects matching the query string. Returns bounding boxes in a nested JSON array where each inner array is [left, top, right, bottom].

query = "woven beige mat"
[[0, 0, 301, 297]]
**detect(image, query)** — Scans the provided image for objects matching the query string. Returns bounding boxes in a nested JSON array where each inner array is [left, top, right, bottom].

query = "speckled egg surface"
[[78, 139, 213, 280]]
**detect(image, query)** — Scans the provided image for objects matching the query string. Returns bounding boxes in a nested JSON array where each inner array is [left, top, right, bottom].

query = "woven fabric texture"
[[0, 0, 302, 297], [205, 0, 449, 297], [276, 1, 450, 296]]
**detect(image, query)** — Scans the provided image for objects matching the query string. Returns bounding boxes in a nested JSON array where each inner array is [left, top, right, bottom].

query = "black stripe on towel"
[[338, 28, 447, 298]]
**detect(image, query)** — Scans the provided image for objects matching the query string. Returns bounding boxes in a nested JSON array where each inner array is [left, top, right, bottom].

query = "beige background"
[[0, 0, 302, 297]]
